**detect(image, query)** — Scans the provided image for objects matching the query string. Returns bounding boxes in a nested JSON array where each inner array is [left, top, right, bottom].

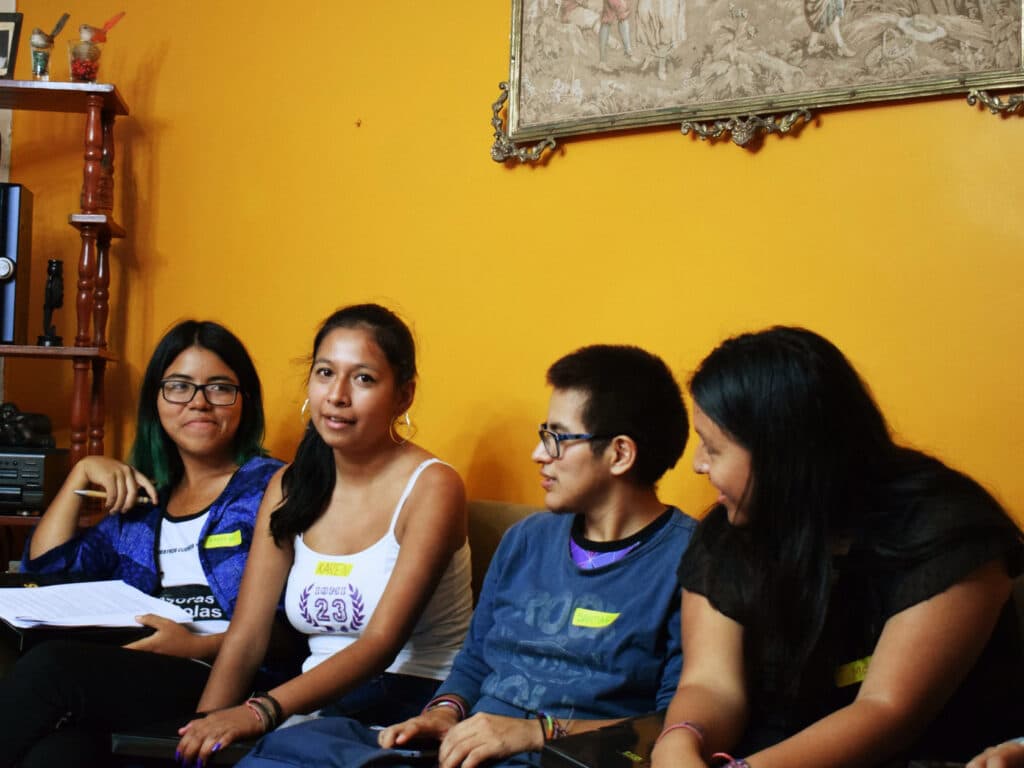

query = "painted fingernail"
[[174, 750, 181, 764], [212, 743, 221, 753], [197, 760, 204, 768]]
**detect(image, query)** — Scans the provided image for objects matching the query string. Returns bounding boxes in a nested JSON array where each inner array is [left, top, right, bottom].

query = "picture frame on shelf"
[[502, 0, 1024, 144], [0, 13, 23, 80]]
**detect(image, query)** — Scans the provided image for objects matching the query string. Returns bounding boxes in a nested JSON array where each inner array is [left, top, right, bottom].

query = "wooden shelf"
[[69, 213, 126, 238], [0, 345, 117, 361], [0, 512, 103, 528], [0, 80, 128, 116], [0, 78, 129, 469]]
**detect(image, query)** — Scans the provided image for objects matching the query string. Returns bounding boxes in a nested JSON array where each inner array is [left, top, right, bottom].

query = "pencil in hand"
[[73, 489, 154, 505]]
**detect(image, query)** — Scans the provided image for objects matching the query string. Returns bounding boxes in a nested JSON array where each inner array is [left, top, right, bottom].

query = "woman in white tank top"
[[176, 305, 472, 766]]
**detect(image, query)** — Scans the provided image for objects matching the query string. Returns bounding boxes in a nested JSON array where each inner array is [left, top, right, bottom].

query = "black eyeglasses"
[[159, 380, 240, 406], [538, 427, 613, 459]]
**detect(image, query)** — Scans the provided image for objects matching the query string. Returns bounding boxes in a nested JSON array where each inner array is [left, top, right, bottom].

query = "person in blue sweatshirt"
[[234, 344, 697, 768]]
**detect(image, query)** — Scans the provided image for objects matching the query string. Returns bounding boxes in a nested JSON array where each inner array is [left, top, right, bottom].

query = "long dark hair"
[[269, 304, 417, 543], [689, 326, 1015, 691], [129, 320, 267, 491]]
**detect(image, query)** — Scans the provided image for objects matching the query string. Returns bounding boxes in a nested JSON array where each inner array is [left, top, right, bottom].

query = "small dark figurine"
[[0, 402, 55, 449], [38, 259, 64, 347]]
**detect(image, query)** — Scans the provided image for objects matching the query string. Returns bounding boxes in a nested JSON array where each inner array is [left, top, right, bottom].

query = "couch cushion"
[[467, 499, 541, 603]]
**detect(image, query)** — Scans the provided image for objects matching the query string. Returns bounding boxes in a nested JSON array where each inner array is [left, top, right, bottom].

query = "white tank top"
[[284, 458, 472, 679]]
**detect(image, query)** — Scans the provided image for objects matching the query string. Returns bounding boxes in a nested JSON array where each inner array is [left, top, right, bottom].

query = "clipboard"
[[542, 713, 664, 768], [0, 573, 155, 653], [111, 718, 255, 766]]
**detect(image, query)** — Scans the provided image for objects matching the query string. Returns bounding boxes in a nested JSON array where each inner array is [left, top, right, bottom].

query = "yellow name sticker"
[[571, 607, 620, 628], [315, 561, 353, 577], [619, 751, 644, 763], [204, 530, 242, 549], [835, 655, 872, 687]]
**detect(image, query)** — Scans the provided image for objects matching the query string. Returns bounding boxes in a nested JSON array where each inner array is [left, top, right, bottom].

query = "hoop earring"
[[300, 398, 310, 420], [389, 412, 417, 445]]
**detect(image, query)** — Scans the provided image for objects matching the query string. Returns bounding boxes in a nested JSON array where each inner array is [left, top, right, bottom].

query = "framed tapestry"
[[495, 0, 1023, 154]]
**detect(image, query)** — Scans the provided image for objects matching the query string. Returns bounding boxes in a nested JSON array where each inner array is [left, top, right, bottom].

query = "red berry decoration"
[[71, 58, 98, 81]]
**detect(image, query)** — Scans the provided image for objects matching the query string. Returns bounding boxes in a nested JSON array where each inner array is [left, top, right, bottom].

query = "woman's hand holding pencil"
[[68, 456, 159, 514], [74, 488, 154, 505]]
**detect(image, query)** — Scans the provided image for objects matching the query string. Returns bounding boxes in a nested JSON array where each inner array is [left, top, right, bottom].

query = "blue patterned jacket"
[[22, 455, 283, 618]]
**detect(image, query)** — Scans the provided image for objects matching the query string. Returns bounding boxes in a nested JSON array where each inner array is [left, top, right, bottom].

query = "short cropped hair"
[[547, 345, 688, 486]]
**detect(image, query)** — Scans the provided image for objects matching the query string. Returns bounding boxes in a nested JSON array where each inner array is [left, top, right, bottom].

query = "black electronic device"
[[0, 183, 32, 345], [111, 718, 257, 766], [542, 713, 663, 768], [0, 448, 68, 513]]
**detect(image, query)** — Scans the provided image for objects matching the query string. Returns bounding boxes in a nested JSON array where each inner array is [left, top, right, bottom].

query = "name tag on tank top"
[[315, 561, 353, 577]]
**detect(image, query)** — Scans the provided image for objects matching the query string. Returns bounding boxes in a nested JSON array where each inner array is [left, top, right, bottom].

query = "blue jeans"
[[319, 672, 441, 724], [238, 673, 443, 767], [238, 714, 541, 768]]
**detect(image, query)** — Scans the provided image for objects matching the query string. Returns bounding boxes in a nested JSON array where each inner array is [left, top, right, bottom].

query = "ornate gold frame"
[[494, 0, 1024, 159]]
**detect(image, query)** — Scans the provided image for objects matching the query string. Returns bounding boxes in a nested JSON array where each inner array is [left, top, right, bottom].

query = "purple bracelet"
[[712, 751, 752, 768], [656, 721, 706, 749], [423, 695, 467, 721]]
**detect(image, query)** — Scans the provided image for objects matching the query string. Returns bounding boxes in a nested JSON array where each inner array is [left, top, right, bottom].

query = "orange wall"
[[8, 1, 1024, 521]]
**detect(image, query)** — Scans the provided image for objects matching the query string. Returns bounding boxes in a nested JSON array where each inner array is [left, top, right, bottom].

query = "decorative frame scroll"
[[494, 0, 1023, 159]]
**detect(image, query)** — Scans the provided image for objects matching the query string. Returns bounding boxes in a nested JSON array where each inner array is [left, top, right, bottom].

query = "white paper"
[[0, 579, 192, 629]]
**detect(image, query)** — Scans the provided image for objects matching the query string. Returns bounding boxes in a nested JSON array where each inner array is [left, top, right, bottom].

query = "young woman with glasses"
[[652, 326, 1024, 768], [174, 303, 472, 767], [0, 320, 284, 768]]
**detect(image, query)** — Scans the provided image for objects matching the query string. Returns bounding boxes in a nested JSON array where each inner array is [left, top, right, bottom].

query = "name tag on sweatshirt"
[[572, 607, 620, 628]]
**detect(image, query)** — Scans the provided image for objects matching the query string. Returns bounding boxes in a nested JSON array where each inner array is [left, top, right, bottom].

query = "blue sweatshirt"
[[437, 507, 696, 720]]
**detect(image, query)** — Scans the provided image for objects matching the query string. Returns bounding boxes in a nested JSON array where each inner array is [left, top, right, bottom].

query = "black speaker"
[[0, 183, 32, 345]]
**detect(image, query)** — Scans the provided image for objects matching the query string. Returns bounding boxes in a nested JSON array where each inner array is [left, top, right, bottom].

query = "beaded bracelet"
[[423, 695, 467, 721], [656, 721, 706, 749], [712, 751, 752, 768], [535, 711, 569, 741]]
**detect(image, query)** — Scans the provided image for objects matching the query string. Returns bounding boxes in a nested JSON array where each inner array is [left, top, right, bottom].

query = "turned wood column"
[[74, 223, 98, 347], [69, 356, 91, 465], [80, 93, 112, 214], [71, 95, 117, 463]]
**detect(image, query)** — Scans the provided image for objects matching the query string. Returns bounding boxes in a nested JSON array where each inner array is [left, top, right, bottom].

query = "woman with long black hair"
[[653, 326, 1023, 768], [175, 303, 472, 766]]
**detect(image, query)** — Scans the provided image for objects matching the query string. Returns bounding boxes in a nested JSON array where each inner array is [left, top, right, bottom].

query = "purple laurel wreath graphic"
[[348, 584, 365, 631], [298, 584, 325, 630], [298, 583, 367, 633], [299, 584, 336, 632]]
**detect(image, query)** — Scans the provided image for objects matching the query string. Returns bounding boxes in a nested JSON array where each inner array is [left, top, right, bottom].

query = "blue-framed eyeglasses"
[[538, 427, 613, 459]]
